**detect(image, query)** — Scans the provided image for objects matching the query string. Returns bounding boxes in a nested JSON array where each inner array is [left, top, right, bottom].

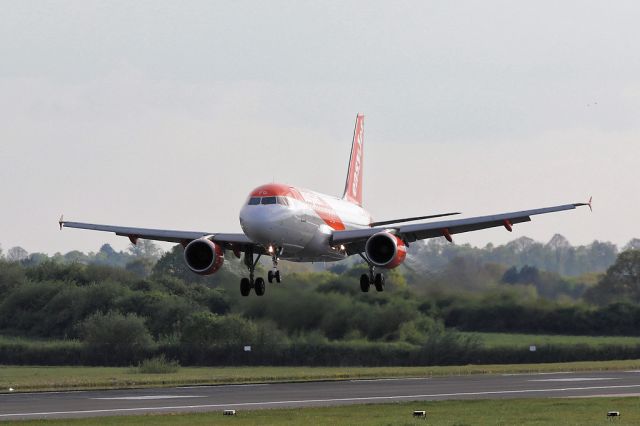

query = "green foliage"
[[0, 258, 27, 296], [410, 235, 619, 277], [181, 312, 257, 348], [584, 249, 640, 305], [1, 241, 640, 366], [80, 311, 155, 365], [502, 265, 588, 300], [131, 354, 180, 374]]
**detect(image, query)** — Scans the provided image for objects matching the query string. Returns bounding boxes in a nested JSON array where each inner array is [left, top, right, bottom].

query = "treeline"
[[0, 247, 640, 366], [407, 235, 640, 277]]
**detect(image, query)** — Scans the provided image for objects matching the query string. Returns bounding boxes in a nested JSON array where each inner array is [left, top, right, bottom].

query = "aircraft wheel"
[[275, 270, 281, 283], [360, 274, 370, 292], [255, 277, 266, 296], [268, 270, 274, 283], [374, 273, 385, 292], [240, 278, 251, 297]]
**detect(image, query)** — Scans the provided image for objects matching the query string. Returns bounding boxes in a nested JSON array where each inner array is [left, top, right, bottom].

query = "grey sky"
[[1, 1, 638, 255]]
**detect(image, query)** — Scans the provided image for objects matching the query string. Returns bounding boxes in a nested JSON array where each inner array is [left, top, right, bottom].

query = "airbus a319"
[[60, 114, 591, 296]]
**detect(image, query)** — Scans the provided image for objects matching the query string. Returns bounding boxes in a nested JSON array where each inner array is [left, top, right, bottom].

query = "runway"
[[2, 370, 640, 420]]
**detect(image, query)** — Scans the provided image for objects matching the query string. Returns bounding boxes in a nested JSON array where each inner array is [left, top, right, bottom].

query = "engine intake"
[[364, 231, 407, 269], [184, 238, 224, 275]]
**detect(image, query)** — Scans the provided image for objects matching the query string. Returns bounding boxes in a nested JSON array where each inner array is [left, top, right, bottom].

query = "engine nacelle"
[[183, 238, 224, 275], [364, 231, 407, 269]]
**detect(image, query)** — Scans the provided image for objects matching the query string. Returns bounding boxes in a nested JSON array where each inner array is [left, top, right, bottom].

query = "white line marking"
[[349, 377, 428, 382], [502, 371, 573, 376], [177, 384, 269, 389], [3, 383, 640, 418], [530, 378, 619, 382], [0, 390, 90, 397], [92, 395, 206, 400]]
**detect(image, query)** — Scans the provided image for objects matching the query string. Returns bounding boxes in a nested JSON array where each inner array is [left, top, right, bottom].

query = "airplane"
[[60, 114, 592, 296]]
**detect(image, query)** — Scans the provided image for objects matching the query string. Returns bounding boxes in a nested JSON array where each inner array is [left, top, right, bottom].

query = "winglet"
[[574, 196, 593, 212], [59, 214, 64, 230]]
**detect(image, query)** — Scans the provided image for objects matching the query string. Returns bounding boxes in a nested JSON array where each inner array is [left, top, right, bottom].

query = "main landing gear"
[[240, 248, 281, 296], [359, 254, 385, 293]]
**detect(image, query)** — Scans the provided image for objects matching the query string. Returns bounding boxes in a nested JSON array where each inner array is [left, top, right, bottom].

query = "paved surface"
[[2, 370, 640, 420]]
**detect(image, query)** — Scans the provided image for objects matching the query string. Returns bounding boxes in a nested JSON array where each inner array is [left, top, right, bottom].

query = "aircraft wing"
[[60, 220, 262, 253], [331, 201, 591, 254]]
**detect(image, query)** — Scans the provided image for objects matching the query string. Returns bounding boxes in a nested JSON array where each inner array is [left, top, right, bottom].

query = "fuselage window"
[[248, 197, 261, 205], [261, 196, 277, 205]]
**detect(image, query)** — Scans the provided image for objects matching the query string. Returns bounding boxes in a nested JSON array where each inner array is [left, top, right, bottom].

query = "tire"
[[275, 270, 281, 283], [240, 278, 251, 297], [255, 277, 266, 296], [374, 273, 385, 292], [268, 270, 274, 283], [360, 274, 370, 292]]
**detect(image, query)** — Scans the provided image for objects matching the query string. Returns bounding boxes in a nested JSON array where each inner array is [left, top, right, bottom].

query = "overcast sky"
[[1, 1, 638, 255]]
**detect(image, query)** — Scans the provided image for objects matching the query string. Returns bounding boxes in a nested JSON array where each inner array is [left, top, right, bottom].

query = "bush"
[[130, 354, 180, 374], [80, 311, 155, 365]]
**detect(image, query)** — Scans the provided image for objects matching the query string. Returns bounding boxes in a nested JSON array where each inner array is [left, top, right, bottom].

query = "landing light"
[[340, 245, 345, 251], [268, 245, 274, 254]]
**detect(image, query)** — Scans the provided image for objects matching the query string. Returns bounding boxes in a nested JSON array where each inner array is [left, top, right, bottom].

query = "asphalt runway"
[[2, 370, 640, 420]]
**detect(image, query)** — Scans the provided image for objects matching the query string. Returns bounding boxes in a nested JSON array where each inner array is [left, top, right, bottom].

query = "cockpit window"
[[248, 197, 261, 205], [261, 196, 277, 205], [276, 196, 289, 206]]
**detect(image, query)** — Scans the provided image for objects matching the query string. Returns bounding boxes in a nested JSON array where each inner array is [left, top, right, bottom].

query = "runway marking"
[[349, 377, 428, 382], [529, 378, 619, 382], [3, 383, 640, 418], [502, 371, 573, 376], [568, 393, 640, 398], [92, 395, 206, 400], [178, 384, 269, 389]]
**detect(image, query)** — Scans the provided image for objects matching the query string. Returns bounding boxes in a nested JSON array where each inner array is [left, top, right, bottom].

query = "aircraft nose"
[[240, 206, 281, 244]]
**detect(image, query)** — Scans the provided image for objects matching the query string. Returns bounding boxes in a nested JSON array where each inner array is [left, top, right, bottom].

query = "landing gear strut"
[[240, 251, 263, 297], [267, 251, 281, 283], [359, 254, 385, 293]]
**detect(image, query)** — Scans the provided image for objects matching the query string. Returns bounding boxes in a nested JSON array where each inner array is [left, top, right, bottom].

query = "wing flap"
[[60, 220, 259, 252], [332, 202, 587, 249]]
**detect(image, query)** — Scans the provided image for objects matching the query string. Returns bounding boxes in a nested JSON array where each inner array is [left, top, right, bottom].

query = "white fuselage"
[[239, 183, 372, 262]]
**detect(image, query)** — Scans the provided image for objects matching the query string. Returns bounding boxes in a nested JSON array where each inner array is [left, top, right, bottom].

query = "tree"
[[7, 246, 28, 262], [129, 240, 162, 260], [584, 250, 640, 305], [80, 311, 154, 365], [624, 239, 640, 251], [125, 258, 156, 277]]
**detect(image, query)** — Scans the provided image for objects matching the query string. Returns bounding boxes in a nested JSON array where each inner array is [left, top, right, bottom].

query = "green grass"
[[7, 398, 640, 425], [4, 359, 640, 393], [463, 332, 640, 348]]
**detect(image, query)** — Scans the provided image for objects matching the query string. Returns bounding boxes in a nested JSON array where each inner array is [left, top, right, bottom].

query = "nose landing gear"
[[267, 251, 281, 283], [359, 254, 385, 293]]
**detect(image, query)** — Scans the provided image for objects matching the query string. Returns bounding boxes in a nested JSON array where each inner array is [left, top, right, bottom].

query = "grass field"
[[8, 397, 639, 425], [3, 359, 640, 393], [465, 332, 640, 348]]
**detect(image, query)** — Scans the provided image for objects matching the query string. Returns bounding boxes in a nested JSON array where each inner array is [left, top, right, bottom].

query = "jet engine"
[[364, 231, 407, 269], [183, 237, 224, 275]]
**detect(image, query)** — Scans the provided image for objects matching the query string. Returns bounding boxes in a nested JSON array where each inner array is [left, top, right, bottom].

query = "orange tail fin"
[[342, 113, 364, 206]]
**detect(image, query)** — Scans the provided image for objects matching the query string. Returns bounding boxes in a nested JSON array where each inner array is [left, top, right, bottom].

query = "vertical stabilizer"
[[342, 113, 364, 206]]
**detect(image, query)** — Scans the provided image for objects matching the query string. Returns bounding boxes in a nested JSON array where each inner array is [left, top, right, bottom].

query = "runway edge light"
[[223, 410, 236, 416], [607, 411, 620, 417], [413, 410, 426, 418]]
